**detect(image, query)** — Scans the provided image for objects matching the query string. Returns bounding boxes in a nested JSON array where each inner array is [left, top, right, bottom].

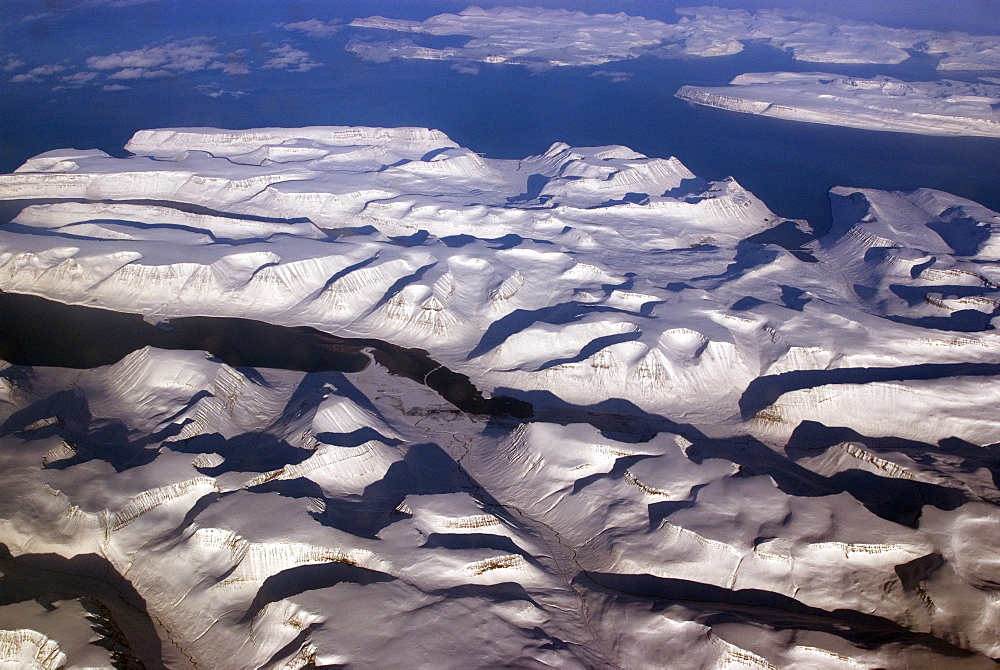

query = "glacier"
[[2, 126, 1000, 668]]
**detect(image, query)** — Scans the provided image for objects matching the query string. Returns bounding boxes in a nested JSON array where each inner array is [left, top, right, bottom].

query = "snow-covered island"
[[677, 72, 1000, 136], [3, 127, 1000, 668], [346, 5, 1000, 70]]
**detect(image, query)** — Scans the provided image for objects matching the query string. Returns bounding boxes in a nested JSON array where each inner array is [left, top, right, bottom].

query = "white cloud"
[[279, 18, 342, 38], [31, 64, 66, 76], [209, 51, 250, 76], [262, 44, 322, 72], [109, 67, 172, 80], [213, 61, 250, 75], [450, 62, 479, 75], [10, 63, 66, 82], [87, 39, 221, 75], [590, 69, 633, 83], [22, 0, 158, 21], [2, 55, 24, 72], [103, 83, 130, 91], [80, 0, 159, 7], [196, 83, 244, 99], [62, 71, 99, 85]]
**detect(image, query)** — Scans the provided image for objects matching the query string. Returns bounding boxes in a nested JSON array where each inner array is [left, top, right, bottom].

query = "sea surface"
[[2, 3, 999, 233]]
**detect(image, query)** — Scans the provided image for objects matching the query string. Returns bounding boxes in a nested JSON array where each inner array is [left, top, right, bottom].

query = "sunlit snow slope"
[[2, 127, 1000, 668], [3, 127, 1000, 443]]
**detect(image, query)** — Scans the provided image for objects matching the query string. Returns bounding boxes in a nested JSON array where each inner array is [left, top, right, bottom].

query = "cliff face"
[[676, 86, 773, 114]]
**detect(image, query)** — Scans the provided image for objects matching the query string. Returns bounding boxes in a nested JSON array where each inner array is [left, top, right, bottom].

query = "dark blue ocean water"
[[2, 0, 998, 232]]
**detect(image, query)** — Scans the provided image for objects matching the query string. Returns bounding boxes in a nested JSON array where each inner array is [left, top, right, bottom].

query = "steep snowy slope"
[[4, 127, 1000, 668], [0, 349, 997, 669], [3, 127, 1000, 446]]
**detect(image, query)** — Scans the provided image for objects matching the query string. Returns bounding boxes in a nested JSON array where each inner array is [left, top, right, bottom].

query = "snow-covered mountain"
[[2, 127, 1000, 668]]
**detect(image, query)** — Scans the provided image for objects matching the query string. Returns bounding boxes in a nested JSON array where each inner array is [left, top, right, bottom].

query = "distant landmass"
[[348, 5, 1000, 70], [678, 73, 1000, 136]]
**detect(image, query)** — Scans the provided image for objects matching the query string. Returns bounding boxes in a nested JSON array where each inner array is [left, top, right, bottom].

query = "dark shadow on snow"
[[0, 291, 531, 419], [740, 361, 1000, 419], [581, 571, 981, 659], [0, 543, 163, 669]]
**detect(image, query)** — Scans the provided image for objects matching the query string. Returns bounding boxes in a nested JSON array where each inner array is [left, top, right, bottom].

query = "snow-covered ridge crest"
[[3, 126, 1000, 446]]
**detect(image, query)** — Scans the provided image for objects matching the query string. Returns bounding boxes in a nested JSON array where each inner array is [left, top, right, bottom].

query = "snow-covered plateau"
[[677, 73, 1000, 137], [2, 126, 1000, 668]]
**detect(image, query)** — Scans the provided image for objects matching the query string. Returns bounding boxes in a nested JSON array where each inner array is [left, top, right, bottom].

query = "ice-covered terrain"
[[4, 126, 1000, 668], [3, 347, 997, 669], [677, 73, 1000, 137], [347, 5, 1000, 70], [5, 127, 1000, 444]]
